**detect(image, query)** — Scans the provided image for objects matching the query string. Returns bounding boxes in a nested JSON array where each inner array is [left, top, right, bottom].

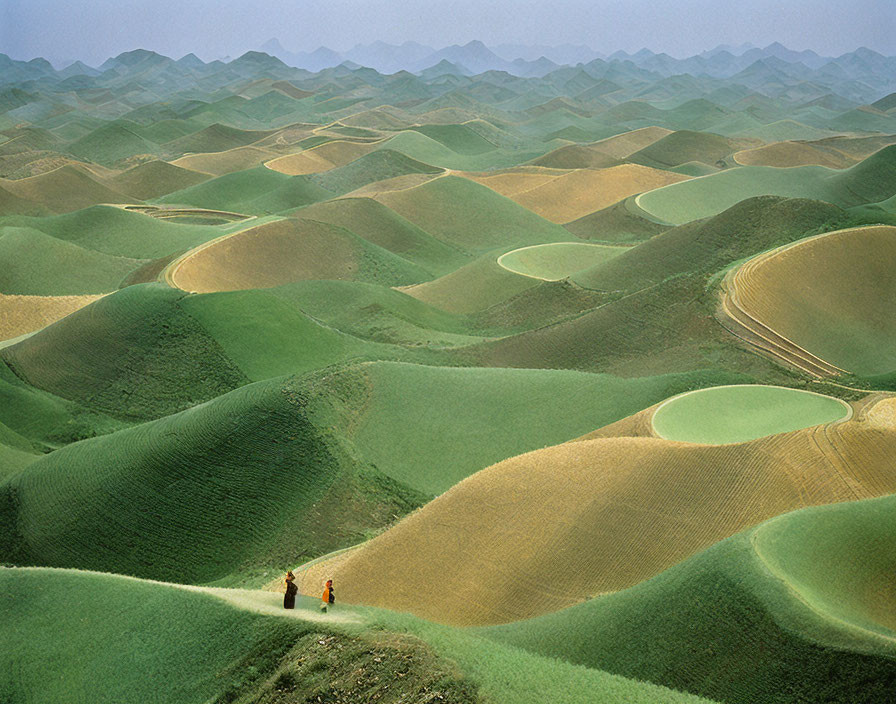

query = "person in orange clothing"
[[283, 571, 298, 609], [320, 579, 334, 612]]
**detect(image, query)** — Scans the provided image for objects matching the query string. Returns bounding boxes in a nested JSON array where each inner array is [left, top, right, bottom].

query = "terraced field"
[[720, 225, 896, 380], [3, 40, 896, 704]]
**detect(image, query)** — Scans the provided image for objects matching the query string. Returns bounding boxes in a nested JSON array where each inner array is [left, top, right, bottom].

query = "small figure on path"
[[321, 579, 334, 613], [284, 571, 298, 609]]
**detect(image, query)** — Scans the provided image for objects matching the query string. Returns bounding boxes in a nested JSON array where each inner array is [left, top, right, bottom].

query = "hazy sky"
[[2, 0, 894, 66]]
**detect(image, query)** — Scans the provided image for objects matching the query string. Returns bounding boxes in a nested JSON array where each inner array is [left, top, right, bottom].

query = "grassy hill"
[[572, 196, 847, 292], [67, 121, 160, 164], [263, 280, 491, 348], [0, 164, 134, 214], [109, 160, 211, 199], [0, 292, 103, 340], [291, 197, 471, 277], [376, 175, 568, 251], [509, 164, 690, 223], [626, 129, 746, 168], [563, 198, 669, 242], [651, 384, 850, 444], [0, 204, 236, 259], [172, 145, 280, 175], [1, 284, 248, 419], [320, 362, 745, 496], [0, 374, 425, 583], [176, 288, 409, 381], [308, 149, 443, 195], [400, 254, 541, 314], [497, 242, 628, 281], [485, 494, 896, 704], [733, 140, 856, 168], [475, 197, 848, 375], [0, 226, 142, 295], [155, 166, 334, 214], [409, 123, 498, 155], [163, 123, 275, 155]]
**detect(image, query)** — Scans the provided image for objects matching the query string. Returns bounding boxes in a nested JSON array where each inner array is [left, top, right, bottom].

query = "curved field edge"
[[496, 242, 629, 281], [1, 567, 714, 704], [650, 384, 852, 444], [718, 225, 896, 381]]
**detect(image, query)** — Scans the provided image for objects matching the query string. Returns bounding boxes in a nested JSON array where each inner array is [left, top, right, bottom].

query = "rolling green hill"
[[0, 374, 424, 583], [308, 149, 443, 194], [0, 225, 142, 295], [1, 284, 247, 419], [291, 196, 471, 276], [376, 175, 568, 252], [156, 166, 334, 214], [1, 204, 232, 259]]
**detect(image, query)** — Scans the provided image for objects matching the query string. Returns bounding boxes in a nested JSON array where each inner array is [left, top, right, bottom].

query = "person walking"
[[284, 571, 298, 610], [320, 579, 334, 613]]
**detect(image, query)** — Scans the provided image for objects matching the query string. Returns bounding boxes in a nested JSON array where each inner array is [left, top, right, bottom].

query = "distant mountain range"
[[253, 39, 893, 83], [1, 40, 895, 110]]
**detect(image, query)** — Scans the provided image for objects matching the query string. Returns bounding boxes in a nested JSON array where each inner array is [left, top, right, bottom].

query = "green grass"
[[163, 123, 273, 154], [178, 288, 412, 381], [290, 197, 471, 277], [0, 374, 425, 583], [408, 123, 498, 155], [376, 130, 539, 171], [66, 120, 159, 164], [400, 253, 541, 314], [563, 197, 669, 243], [498, 242, 628, 281], [0, 205, 235, 259], [484, 495, 896, 704], [651, 384, 850, 444], [267, 280, 493, 347], [1, 284, 248, 420], [155, 166, 335, 214], [109, 160, 211, 200], [2, 568, 306, 704], [627, 130, 738, 168], [308, 149, 443, 194], [0, 225, 142, 294], [0, 360, 127, 450], [572, 195, 848, 292], [379, 175, 569, 252]]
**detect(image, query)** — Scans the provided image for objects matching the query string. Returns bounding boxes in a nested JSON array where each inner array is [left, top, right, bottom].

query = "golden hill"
[[296, 393, 896, 626], [720, 225, 896, 378], [733, 141, 855, 168], [509, 164, 691, 223], [172, 146, 280, 176]]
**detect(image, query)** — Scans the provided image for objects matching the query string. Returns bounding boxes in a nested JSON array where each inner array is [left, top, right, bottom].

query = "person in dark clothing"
[[284, 571, 298, 609]]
